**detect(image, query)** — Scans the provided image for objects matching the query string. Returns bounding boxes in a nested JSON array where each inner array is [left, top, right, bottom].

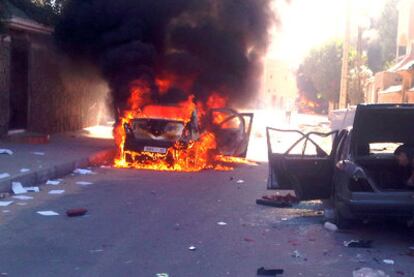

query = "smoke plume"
[[55, 0, 275, 111]]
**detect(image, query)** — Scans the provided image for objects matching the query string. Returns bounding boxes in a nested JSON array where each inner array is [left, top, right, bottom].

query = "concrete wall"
[[0, 36, 11, 137]]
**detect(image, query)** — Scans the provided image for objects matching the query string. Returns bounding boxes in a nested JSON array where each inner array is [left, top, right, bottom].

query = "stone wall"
[[0, 37, 10, 137], [27, 37, 109, 133]]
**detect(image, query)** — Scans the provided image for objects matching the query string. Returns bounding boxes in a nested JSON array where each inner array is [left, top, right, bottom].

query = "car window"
[[267, 129, 304, 154], [369, 142, 402, 154]]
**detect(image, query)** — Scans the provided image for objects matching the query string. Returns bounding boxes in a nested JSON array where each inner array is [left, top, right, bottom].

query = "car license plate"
[[144, 146, 167, 154]]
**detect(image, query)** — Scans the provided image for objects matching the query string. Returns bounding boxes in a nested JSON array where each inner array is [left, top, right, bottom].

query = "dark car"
[[123, 105, 253, 160], [266, 104, 414, 228]]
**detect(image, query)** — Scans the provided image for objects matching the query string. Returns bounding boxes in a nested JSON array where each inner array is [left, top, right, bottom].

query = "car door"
[[209, 108, 254, 157], [266, 127, 339, 200]]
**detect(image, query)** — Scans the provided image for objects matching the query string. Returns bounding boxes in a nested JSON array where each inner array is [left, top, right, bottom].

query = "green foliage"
[[367, 0, 398, 72], [301, 41, 343, 102], [7, 0, 62, 26]]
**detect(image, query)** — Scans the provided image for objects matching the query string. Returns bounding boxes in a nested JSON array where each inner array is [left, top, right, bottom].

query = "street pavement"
[[0, 164, 412, 276]]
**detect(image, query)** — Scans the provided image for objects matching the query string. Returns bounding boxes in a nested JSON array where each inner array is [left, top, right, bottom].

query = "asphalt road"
[[0, 164, 413, 277]]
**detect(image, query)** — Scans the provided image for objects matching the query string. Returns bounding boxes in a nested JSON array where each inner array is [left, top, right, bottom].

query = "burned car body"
[[267, 104, 414, 228], [123, 105, 253, 162]]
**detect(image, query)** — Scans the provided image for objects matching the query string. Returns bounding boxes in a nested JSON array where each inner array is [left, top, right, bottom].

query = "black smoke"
[[55, 0, 275, 112]]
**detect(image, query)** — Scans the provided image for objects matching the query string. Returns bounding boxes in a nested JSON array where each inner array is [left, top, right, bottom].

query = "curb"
[[0, 149, 116, 193]]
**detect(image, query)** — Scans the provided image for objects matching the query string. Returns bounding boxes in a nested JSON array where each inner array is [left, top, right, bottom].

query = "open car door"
[[266, 127, 338, 200], [209, 108, 253, 158]]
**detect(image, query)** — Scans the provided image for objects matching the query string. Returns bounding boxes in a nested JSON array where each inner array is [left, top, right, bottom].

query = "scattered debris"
[[12, 182, 27, 194], [188, 246, 197, 251], [353, 267, 389, 277], [324, 222, 338, 232], [256, 194, 299, 208], [344, 240, 373, 248], [12, 195, 33, 200], [383, 259, 394, 265], [76, 181, 93, 186], [236, 179, 245, 184], [48, 190, 65, 195], [0, 149, 13, 155], [20, 168, 30, 173], [100, 165, 111, 169], [16, 202, 27, 206], [217, 221, 227, 226], [257, 267, 284, 276], [292, 250, 301, 258], [46, 180, 61, 186], [244, 238, 255, 242], [66, 208, 88, 217], [0, 193, 10, 199], [0, 173, 10, 179], [156, 274, 169, 277], [73, 168, 95, 175], [25, 187, 40, 193], [281, 218, 288, 221], [37, 211, 59, 216], [31, 152, 45, 156], [2, 210, 10, 213], [0, 201, 13, 207], [89, 249, 104, 253]]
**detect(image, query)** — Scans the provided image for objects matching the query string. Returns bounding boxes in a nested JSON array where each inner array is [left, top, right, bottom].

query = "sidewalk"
[[0, 132, 114, 192]]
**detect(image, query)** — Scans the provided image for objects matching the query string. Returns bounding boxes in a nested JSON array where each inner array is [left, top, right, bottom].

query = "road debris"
[[16, 202, 27, 206], [46, 180, 61, 186], [383, 259, 394, 265], [0, 193, 10, 199], [257, 267, 284, 276], [0, 149, 13, 155], [324, 222, 338, 232], [236, 179, 245, 184], [25, 187, 40, 193], [48, 190, 65, 195], [217, 221, 227, 226], [188, 246, 197, 251], [66, 208, 88, 217], [353, 267, 389, 277], [76, 181, 93, 186], [292, 250, 301, 258], [73, 168, 95, 175], [0, 173, 10, 179], [156, 274, 169, 277], [31, 152, 45, 156], [344, 240, 373, 248], [37, 211, 59, 216], [256, 194, 299, 208], [244, 238, 255, 242], [20, 168, 30, 173], [2, 210, 10, 213], [12, 195, 33, 200], [0, 201, 13, 207], [89, 249, 104, 253], [12, 182, 27, 194]]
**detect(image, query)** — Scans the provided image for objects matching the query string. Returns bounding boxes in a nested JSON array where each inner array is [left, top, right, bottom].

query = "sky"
[[267, 0, 388, 66]]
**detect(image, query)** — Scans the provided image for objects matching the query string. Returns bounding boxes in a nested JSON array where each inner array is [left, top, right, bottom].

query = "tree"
[[367, 0, 398, 72], [301, 41, 343, 103], [348, 65, 373, 104]]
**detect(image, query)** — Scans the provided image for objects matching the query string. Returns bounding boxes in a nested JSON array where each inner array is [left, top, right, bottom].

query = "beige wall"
[[262, 59, 297, 110]]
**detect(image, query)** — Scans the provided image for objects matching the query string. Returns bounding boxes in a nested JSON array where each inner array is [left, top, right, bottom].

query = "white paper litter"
[[12, 195, 33, 200], [76, 181, 93, 186], [324, 221, 338, 232], [156, 274, 169, 277], [46, 180, 61, 186], [236, 179, 245, 184], [31, 152, 45, 156], [0, 201, 13, 207], [0, 149, 13, 155], [0, 173, 10, 179], [217, 221, 227, 226], [16, 202, 27, 206], [25, 187, 40, 193], [37, 211, 59, 216], [188, 246, 197, 251], [383, 259, 394, 265], [12, 182, 27, 194], [2, 210, 10, 213], [20, 168, 30, 173], [48, 190, 65, 195], [73, 168, 95, 175], [89, 249, 104, 253], [353, 267, 389, 277]]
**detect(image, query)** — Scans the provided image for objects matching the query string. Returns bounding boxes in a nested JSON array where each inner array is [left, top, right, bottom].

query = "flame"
[[113, 80, 252, 172]]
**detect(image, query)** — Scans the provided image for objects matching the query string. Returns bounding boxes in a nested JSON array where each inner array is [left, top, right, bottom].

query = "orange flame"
[[113, 80, 252, 172]]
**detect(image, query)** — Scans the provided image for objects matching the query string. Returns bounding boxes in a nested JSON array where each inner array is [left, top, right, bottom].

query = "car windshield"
[[131, 119, 185, 142]]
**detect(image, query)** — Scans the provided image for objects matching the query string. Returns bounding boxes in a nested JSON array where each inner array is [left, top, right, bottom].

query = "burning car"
[[266, 104, 414, 228], [116, 96, 254, 171]]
